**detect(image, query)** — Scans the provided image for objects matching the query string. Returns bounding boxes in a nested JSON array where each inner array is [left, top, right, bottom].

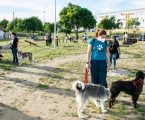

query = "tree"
[[0, 19, 9, 31], [22, 16, 43, 34], [126, 18, 140, 29], [43, 22, 54, 33], [97, 16, 122, 30], [6, 18, 23, 32], [59, 3, 96, 38], [58, 21, 71, 36], [0, 19, 9, 39]]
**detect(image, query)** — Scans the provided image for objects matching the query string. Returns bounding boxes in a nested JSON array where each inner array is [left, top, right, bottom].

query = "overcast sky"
[[0, 0, 145, 22]]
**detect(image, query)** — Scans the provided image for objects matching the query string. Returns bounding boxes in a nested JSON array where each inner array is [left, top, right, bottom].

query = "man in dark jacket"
[[11, 32, 19, 63]]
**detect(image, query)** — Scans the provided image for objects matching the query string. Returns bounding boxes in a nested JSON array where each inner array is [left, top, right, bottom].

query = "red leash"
[[84, 68, 89, 85]]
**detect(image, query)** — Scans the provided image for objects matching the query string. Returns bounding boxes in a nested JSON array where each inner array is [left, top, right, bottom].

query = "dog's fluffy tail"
[[72, 80, 85, 91]]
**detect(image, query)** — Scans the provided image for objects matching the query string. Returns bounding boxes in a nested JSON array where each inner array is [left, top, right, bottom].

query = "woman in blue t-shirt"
[[86, 29, 110, 88]]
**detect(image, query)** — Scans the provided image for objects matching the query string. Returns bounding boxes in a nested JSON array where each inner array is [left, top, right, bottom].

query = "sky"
[[0, 0, 145, 23]]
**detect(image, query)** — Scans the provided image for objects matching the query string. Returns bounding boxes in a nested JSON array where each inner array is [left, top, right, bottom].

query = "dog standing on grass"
[[72, 80, 110, 118], [17, 51, 33, 65], [109, 71, 145, 109]]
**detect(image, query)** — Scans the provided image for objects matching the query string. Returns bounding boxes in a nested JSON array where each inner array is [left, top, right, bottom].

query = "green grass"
[[0, 38, 87, 70]]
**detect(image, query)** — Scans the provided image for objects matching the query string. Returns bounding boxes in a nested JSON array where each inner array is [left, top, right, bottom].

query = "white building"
[[0, 28, 4, 39], [0, 28, 11, 40], [96, 8, 145, 29]]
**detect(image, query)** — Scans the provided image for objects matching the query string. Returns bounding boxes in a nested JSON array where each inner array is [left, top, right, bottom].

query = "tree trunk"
[[3, 32, 6, 39], [65, 33, 67, 37], [75, 27, 79, 39]]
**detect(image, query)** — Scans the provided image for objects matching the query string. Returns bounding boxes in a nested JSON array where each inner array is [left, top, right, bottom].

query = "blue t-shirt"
[[89, 38, 109, 60]]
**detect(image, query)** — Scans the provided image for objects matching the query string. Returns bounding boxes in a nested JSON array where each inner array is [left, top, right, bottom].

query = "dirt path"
[[0, 54, 87, 120], [0, 54, 135, 120]]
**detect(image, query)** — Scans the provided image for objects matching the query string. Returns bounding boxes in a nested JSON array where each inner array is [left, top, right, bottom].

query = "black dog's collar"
[[132, 78, 143, 92]]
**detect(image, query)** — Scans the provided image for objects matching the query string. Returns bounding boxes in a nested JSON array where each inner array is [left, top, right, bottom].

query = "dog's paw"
[[102, 109, 107, 113], [78, 114, 87, 119], [79, 115, 87, 119]]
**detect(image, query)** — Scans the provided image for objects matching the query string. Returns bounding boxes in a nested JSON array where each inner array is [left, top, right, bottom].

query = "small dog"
[[17, 51, 33, 65], [72, 80, 110, 118], [109, 71, 144, 109]]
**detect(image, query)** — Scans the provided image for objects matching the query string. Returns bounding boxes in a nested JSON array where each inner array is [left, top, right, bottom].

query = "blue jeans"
[[110, 53, 117, 69], [11, 47, 18, 63], [90, 60, 107, 88]]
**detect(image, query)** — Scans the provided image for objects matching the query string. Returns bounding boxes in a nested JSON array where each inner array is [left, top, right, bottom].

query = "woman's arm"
[[117, 41, 121, 54], [106, 47, 110, 71], [117, 47, 121, 54], [17, 41, 19, 50], [86, 44, 92, 63], [86, 44, 92, 71]]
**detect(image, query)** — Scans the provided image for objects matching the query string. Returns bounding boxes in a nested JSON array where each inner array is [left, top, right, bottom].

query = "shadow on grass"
[[0, 59, 14, 70], [108, 98, 145, 120], [30, 65, 70, 73], [0, 102, 42, 120], [0, 76, 74, 97], [11, 67, 70, 81], [9, 65, 83, 79]]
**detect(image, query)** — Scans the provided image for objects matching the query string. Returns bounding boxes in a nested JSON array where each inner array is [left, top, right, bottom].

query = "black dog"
[[109, 71, 144, 109]]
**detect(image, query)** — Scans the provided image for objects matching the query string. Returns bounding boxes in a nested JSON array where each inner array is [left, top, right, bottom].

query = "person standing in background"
[[48, 33, 52, 46], [45, 33, 49, 46], [11, 32, 19, 63]]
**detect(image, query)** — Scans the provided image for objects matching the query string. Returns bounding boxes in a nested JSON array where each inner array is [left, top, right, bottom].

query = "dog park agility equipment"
[[25, 39, 38, 47]]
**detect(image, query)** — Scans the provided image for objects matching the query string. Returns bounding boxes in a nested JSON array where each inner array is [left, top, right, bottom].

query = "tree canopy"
[[59, 3, 96, 38], [97, 16, 122, 30], [126, 18, 140, 29], [22, 17, 43, 33], [0, 19, 9, 31]]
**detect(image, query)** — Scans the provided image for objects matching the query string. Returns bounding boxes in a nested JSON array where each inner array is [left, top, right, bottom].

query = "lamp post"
[[142, 19, 144, 41], [43, 10, 45, 25], [13, 12, 15, 29], [54, 0, 57, 48]]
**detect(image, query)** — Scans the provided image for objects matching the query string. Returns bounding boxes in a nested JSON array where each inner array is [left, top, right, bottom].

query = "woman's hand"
[[86, 63, 90, 72]]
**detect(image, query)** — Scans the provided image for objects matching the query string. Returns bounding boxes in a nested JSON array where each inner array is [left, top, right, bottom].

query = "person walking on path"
[[109, 35, 120, 69]]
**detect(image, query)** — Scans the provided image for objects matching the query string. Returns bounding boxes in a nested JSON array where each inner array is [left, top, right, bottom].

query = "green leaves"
[[59, 3, 96, 37], [22, 16, 43, 33], [126, 18, 140, 29], [97, 16, 122, 30], [0, 19, 8, 31], [44, 22, 54, 33]]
